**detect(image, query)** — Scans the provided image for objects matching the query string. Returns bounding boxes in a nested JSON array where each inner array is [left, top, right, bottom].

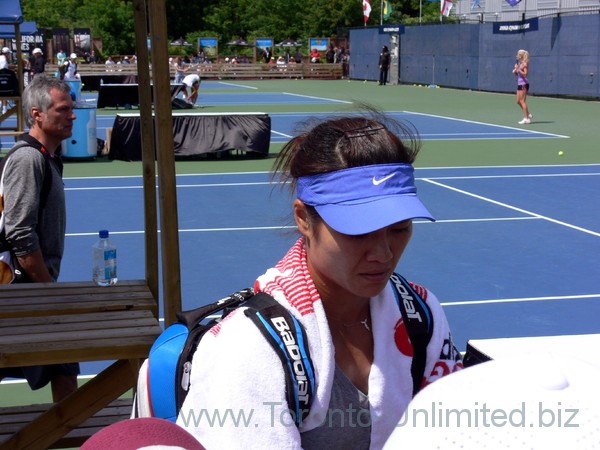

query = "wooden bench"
[[0, 398, 133, 449], [0, 280, 162, 449], [45, 62, 343, 84]]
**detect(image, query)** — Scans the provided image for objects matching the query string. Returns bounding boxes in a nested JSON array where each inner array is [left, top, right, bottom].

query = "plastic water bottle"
[[92, 229, 118, 286]]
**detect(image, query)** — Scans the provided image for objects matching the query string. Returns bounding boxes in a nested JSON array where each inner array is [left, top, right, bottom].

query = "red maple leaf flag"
[[363, 0, 372, 24], [441, 0, 453, 16]]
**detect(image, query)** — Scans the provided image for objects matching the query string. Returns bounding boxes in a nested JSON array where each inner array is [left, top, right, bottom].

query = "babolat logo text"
[[391, 274, 423, 322], [270, 317, 310, 405]]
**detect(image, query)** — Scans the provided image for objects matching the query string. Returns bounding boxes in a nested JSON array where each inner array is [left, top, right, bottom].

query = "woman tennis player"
[[513, 49, 532, 124]]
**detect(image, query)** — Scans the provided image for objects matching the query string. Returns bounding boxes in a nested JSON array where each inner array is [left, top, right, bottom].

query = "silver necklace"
[[330, 315, 371, 332]]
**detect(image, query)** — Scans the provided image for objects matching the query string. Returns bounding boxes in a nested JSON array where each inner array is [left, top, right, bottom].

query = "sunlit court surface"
[[2, 78, 599, 387]]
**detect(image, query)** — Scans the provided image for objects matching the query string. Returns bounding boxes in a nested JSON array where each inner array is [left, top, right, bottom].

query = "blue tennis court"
[[1, 87, 567, 150], [62, 163, 600, 375], [94, 109, 568, 147], [268, 111, 565, 143]]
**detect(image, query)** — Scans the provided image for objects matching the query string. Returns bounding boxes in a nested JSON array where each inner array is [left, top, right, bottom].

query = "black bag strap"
[[174, 289, 315, 428], [390, 273, 434, 397], [0, 141, 54, 210], [244, 293, 315, 427]]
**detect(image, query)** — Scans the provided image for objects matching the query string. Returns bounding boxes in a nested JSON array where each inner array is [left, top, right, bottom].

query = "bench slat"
[[0, 335, 157, 366], [0, 280, 157, 319], [0, 398, 133, 449], [0, 322, 160, 345], [0, 316, 159, 339], [0, 312, 157, 336]]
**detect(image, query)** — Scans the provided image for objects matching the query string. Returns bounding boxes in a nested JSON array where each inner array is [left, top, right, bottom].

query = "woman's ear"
[[294, 199, 311, 236]]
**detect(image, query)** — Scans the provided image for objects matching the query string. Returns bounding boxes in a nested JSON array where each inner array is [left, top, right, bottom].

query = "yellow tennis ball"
[[558, 151, 564, 156]]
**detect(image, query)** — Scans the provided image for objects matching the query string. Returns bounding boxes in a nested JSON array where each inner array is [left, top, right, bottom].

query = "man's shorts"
[[0, 363, 80, 390]]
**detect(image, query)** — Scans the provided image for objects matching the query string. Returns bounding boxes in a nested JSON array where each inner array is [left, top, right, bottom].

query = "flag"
[[383, 0, 392, 20], [441, 0, 453, 16], [471, 0, 481, 9], [505, 0, 522, 5], [363, 0, 372, 24]]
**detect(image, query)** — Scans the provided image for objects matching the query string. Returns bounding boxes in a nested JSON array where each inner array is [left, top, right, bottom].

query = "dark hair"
[[273, 111, 420, 194]]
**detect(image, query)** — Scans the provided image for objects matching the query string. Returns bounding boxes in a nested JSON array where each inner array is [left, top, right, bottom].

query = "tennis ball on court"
[[558, 151, 564, 156]]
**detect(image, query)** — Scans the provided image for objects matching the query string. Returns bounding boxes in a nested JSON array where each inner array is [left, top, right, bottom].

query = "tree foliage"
[[20, 0, 448, 56]]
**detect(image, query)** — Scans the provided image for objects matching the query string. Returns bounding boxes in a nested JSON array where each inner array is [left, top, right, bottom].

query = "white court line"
[[441, 293, 600, 307], [65, 171, 598, 190], [216, 81, 258, 89], [271, 129, 293, 138], [403, 110, 570, 139], [140, 293, 600, 325], [423, 178, 600, 237], [64, 217, 537, 237], [282, 92, 352, 104], [427, 172, 600, 180], [63, 164, 600, 182]]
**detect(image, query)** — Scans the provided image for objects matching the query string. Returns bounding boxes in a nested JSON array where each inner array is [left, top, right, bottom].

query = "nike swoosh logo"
[[372, 173, 396, 185]]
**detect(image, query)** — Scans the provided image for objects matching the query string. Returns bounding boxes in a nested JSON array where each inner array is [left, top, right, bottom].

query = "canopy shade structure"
[[0, 20, 36, 37], [170, 36, 192, 46], [276, 38, 302, 47], [0, 0, 23, 24], [227, 38, 254, 47]]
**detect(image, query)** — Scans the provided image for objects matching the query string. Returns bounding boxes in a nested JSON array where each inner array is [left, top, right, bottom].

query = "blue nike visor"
[[296, 163, 435, 235]]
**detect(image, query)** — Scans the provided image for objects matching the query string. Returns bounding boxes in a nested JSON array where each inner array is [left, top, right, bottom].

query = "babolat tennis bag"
[[136, 274, 433, 424], [137, 288, 315, 426]]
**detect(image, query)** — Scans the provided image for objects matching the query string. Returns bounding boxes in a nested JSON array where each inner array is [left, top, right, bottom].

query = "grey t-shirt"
[[301, 365, 371, 449], [3, 141, 66, 280]]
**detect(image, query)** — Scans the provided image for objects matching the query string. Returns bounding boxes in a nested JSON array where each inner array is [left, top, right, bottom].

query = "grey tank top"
[[301, 365, 371, 449]]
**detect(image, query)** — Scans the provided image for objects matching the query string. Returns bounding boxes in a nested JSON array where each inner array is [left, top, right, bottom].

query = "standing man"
[[62, 53, 81, 80], [0, 47, 16, 114], [378, 45, 391, 86], [0, 47, 14, 69], [29, 47, 46, 79], [0, 75, 78, 401]]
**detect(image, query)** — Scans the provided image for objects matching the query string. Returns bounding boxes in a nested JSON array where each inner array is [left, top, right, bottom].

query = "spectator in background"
[[56, 49, 66, 66], [326, 44, 335, 63], [105, 56, 116, 72], [89, 50, 99, 64], [62, 53, 80, 81], [263, 47, 272, 64], [310, 48, 321, 63], [29, 48, 45, 79], [0, 47, 14, 70], [173, 56, 188, 83], [378, 45, 391, 86], [340, 47, 349, 79], [0, 47, 16, 114], [294, 48, 302, 63]]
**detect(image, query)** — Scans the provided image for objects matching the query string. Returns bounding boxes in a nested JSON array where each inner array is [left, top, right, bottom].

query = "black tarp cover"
[[109, 112, 271, 160]]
